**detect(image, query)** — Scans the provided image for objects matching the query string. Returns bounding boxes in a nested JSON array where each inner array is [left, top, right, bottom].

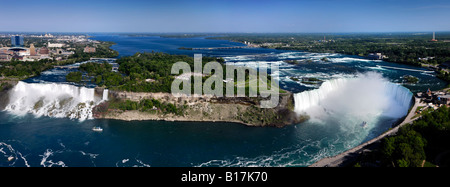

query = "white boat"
[[92, 126, 103, 132], [361, 121, 368, 128]]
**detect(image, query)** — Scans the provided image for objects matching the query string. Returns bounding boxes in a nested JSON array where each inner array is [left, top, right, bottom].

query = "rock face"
[[100, 90, 307, 127], [0, 81, 17, 110]]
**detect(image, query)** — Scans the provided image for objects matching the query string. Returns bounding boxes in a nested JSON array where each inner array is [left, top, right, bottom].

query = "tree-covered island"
[[68, 52, 305, 127]]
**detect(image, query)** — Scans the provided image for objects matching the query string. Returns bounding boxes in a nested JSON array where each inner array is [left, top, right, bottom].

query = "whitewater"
[[4, 81, 108, 121]]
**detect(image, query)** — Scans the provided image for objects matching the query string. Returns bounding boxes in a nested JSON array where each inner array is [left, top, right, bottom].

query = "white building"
[[48, 42, 64, 48]]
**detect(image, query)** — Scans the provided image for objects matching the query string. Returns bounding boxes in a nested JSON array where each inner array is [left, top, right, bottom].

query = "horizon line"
[[1, 31, 450, 34]]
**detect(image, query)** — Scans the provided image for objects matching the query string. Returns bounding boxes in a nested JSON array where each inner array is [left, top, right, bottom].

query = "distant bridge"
[[190, 46, 255, 50], [54, 65, 78, 69], [378, 65, 435, 73], [90, 57, 117, 61]]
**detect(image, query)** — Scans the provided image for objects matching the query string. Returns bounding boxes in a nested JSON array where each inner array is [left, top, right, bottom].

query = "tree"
[[380, 126, 426, 167], [66, 72, 82, 83]]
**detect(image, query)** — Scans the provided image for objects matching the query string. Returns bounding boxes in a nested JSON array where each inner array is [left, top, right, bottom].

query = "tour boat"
[[92, 126, 103, 132], [361, 121, 368, 128]]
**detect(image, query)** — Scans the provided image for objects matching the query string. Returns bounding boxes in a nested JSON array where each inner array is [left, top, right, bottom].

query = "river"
[[0, 34, 446, 167]]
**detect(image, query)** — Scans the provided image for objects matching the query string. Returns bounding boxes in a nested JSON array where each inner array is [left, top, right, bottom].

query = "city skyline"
[[1, 0, 450, 33]]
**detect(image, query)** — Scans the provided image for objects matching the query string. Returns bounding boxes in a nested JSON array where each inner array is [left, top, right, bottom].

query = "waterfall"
[[294, 72, 413, 120], [4, 81, 108, 121], [102, 89, 109, 101]]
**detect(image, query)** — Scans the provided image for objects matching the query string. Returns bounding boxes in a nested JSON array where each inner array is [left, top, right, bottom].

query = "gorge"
[[0, 35, 446, 167]]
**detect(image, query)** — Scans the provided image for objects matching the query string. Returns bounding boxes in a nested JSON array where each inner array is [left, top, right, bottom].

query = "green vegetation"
[[76, 62, 123, 86], [284, 60, 299, 65], [402, 75, 419, 84], [107, 98, 185, 116], [380, 125, 427, 167], [290, 77, 299, 81], [0, 59, 55, 79], [436, 70, 450, 86], [374, 106, 450, 167], [65, 72, 82, 83], [115, 52, 200, 92], [320, 57, 329, 62], [300, 77, 323, 85], [80, 61, 113, 76]]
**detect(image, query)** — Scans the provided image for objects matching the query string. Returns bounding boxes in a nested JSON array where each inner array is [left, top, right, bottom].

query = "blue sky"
[[1, 0, 450, 33]]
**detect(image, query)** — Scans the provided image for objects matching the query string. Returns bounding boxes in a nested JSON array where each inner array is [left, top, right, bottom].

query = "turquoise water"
[[0, 35, 446, 167], [0, 113, 319, 167]]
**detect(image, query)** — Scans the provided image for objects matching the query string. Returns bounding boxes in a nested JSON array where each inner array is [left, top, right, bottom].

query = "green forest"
[[0, 59, 55, 79], [70, 52, 224, 93], [357, 106, 450, 167]]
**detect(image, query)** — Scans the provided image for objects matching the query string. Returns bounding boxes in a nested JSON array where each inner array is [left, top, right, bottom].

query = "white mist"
[[294, 72, 412, 126]]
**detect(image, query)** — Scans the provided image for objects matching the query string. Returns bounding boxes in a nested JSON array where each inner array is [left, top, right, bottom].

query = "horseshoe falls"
[[294, 72, 413, 121]]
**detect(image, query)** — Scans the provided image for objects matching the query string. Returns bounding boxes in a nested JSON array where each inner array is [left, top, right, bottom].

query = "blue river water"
[[0, 34, 447, 167]]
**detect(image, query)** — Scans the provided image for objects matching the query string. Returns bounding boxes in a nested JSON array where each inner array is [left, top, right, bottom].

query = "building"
[[367, 53, 384, 60], [0, 50, 11, 61], [83, 46, 96, 53], [11, 35, 24, 47], [44, 33, 54, 38], [55, 48, 74, 56], [418, 88, 450, 105], [48, 42, 64, 48], [438, 95, 450, 105], [18, 49, 30, 56], [30, 44, 37, 56], [39, 47, 49, 55], [0, 47, 13, 61]]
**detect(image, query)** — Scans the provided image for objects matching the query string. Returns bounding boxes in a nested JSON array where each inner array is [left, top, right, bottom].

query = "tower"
[[30, 44, 36, 56], [431, 32, 438, 42]]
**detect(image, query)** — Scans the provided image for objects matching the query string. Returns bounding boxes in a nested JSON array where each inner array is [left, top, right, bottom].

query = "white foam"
[[0, 142, 30, 167], [4, 82, 108, 121], [39, 149, 66, 167], [116, 158, 151, 167]]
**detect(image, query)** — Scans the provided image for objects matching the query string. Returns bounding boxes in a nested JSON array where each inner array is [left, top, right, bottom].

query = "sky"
[[1, 0, 450, 33]]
